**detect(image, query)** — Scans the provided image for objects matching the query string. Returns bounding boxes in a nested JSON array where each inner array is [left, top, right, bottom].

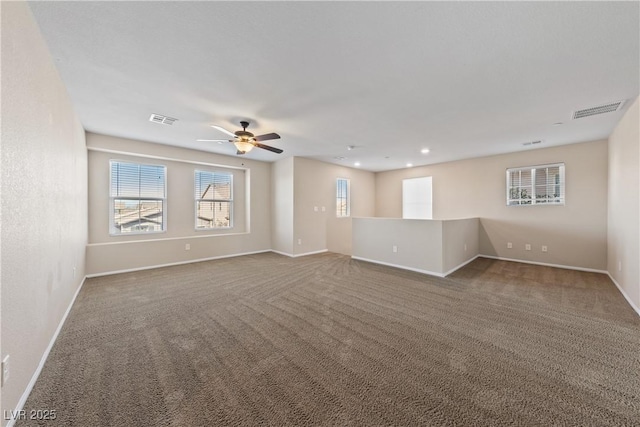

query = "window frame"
[[109, 160, 167, 236], [336, 178, 350, 218], [506, 162, 565, 206], [194, 170, 234, 230]]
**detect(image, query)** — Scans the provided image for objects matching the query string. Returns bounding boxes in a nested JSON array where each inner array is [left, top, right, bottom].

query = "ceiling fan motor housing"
[[235, 121, 254, 140], [234, 130, 254, 140]]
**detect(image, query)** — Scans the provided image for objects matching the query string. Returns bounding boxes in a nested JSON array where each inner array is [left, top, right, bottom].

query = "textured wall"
[[375, 140, 609, 271], [608, 97, 640, 312], [85, 133, 271, 275], [293, 157, 375, 256], [1, 2, 88, 423], [271, 157, 294, 255]]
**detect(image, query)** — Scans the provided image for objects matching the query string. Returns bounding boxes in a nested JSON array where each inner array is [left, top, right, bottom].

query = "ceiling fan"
[[197, 121, 282, 155]]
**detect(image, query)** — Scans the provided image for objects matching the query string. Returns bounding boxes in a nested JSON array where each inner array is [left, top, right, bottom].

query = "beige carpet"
[[17, 253, 640, 426]]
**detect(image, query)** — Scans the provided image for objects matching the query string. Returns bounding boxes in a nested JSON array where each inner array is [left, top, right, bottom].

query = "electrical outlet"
[[314, 206, 318, 212], [2, 355, 9, 386], [525, 244, 531, 251], [618, 261, 622, 272], [392, 245, 398, 253], [185, 243, 190, 251], [298, 239, 302, 245], [464, 243, 467, 252], [321, 206, 326, 212], [541, 245, 548, 253], [507, 242, 513, 249], [73, 266, 76, 278]]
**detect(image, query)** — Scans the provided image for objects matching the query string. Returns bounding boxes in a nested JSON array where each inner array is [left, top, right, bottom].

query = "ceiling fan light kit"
[[234, 140, 255, 154], [200, 120, 282, 156]]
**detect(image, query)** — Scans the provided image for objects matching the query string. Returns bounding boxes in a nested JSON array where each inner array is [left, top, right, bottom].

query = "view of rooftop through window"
[[110, 161, 166, 234], [195, 170, 233, 229]]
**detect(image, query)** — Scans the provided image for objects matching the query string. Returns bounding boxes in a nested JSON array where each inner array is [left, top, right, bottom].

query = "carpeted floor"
[[17, 253, 640, 426]]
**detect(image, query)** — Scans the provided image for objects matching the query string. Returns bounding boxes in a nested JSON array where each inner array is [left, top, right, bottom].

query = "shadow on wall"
[[327, 217, 352, 255], [478, 218, 606, 270]]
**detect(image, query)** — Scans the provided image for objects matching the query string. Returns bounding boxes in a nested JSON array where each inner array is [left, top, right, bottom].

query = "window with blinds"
[[506, 163, 565, 206], [195, 170, 233, 229], [110, 160, 166, 235], [336, 178, 350, 217]]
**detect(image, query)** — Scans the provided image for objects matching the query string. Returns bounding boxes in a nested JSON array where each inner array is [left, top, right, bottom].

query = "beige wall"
[[1, 2, 88, 424], [293, 157, 375, 256], [442, 218, 480, 273], [86, 133, 271, 275], [352, 217, 479, 275], [608, 97, 639, 312], [353, 218, 444, 273], [375, 140, 609, 271], [271, 157, 294, 254]]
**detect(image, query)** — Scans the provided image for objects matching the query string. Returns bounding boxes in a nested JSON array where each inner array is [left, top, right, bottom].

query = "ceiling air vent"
[[522, 140, 543, 146], [572, 100, 626, 120], [149, 113, 178, 125]]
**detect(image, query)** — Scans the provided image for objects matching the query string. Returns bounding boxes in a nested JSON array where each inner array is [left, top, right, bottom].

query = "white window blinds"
[[110, 161, 166, 234], [507, 163, 565, 206]]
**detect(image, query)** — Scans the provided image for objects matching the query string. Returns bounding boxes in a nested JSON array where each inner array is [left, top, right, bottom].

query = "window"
[[195, 170, 233, 229], [402, 176, 432, 219], [507, 163, 565, 206], [110, 161, 166, 235], [336, 178, 350, 217]]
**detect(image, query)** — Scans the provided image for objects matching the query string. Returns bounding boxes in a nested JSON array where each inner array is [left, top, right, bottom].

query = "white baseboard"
[[7, 276, 87, 427], [271, 249, 328, 258], [478, 255, 608, 274], [351, 256, 447, 278], [606, 273, 640, 317], [351, 254, 481, 278], [442, 255, 481, 277], [270, 250, 294, 257], [292, 249, 328, 258], [85, 249, 272, 278]]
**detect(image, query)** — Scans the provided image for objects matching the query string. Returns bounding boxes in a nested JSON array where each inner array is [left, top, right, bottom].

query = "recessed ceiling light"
[[354, 162, 361, 167], [347, 145, 355, 151], [406, 163, 413, 168], [421, 148, 430, 154], [334, 156, 346, 161]]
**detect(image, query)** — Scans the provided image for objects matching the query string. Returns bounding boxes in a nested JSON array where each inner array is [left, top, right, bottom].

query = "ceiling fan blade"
[[236, 150, 247, 155], [211, 125, 236, 137], [254, 132, 281, 142], [254, 142, 283, 154], [197, 139, 230, 142]]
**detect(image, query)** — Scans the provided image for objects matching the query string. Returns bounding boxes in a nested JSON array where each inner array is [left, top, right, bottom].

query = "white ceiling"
[[28, 1, 639, 172]]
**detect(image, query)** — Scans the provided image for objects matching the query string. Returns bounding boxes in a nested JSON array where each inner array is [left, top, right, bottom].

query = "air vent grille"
[[572, 100, 625, 119], [149, 113, 178, 125], [522, 140, 543, 146]]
